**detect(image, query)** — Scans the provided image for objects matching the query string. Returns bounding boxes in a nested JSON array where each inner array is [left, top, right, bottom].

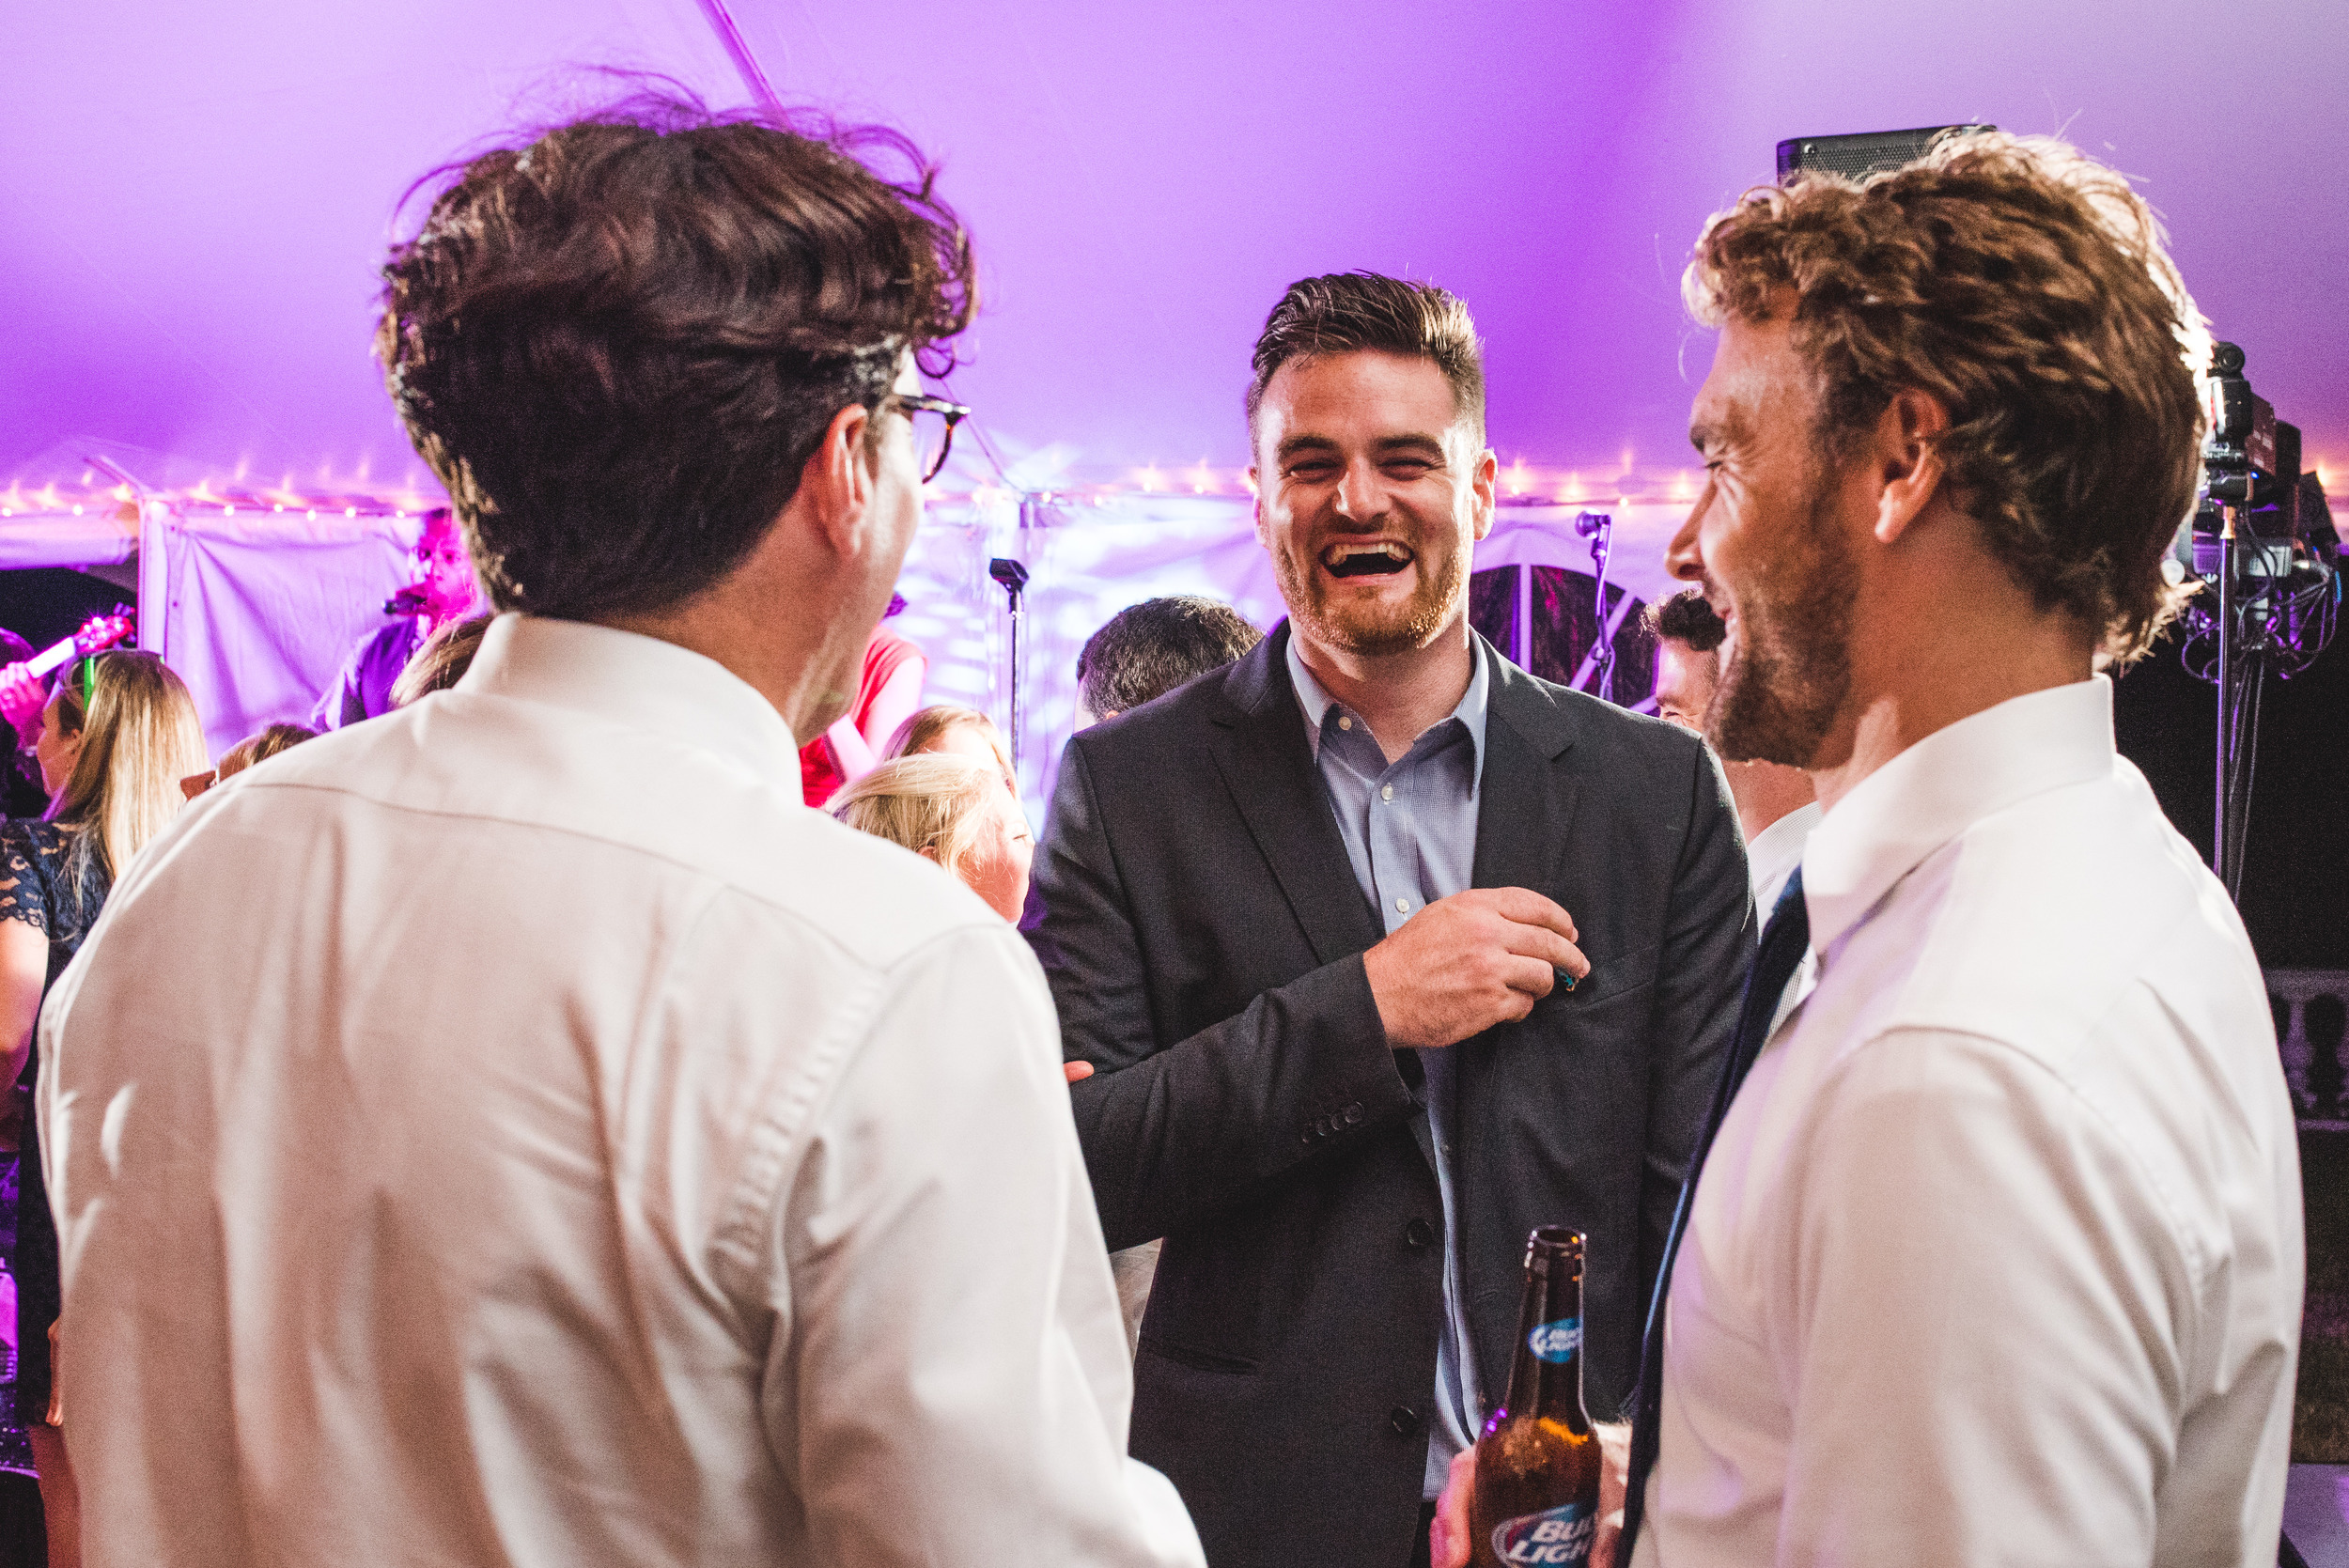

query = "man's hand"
[[1594, 1419, 1629, 1568], [0, 663, 44, 742], [1361, 888, 1589, 1049], [1431, 1447, 1475, 1568], [1430, 1421, 1631, 1568]]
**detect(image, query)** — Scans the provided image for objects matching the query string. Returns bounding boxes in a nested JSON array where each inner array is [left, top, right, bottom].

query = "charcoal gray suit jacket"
[[1034, 624, 1751, 1568]]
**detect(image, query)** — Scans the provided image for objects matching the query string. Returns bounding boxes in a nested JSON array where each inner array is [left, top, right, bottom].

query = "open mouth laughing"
[[1321, 540, 1415, 579]]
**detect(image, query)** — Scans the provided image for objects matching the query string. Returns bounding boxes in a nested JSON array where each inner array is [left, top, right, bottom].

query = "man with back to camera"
[[1646, 588, 1817, 910], [1439, 131, 2304, 1568], [38, 101, 1203, 1568], [1032, 272, 1753, 1565]]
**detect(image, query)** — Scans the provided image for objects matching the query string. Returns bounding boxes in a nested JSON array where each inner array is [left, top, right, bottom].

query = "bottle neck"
[[1499, 1252, 1592, 1433]]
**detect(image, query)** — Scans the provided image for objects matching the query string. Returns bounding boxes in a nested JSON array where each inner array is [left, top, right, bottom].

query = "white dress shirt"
[[1634, 677, 2302, 1567], [40, 614, 1203, 1568], [1742, 799, 1820, 914]]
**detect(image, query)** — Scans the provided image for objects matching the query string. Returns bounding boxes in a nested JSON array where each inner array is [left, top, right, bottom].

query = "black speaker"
[[1776, 124, 1994, 182]]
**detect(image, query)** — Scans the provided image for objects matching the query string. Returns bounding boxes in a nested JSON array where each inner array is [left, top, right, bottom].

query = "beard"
[[1271, 518, 1470, 657], [1707, 485, 1858, 768]]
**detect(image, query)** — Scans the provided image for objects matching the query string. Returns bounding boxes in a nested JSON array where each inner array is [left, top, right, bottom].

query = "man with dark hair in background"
[[1076, 596, 1264, 726], [1644, 587, 1817, 910], [42, 100, 1202, 1568], [1034, 271, 1750, 1565], [1595, 132, 2296, 1568]]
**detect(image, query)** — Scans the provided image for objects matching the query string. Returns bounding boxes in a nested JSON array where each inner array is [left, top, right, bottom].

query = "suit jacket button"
[[1343, 1102, 1364, 1125], [1405, 1218, 1434, 1249], [1389, 1405, 1421, 1435]]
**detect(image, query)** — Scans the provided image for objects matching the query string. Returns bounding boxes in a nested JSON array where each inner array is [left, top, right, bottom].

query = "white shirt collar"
[[1801, 676, 2115, 952], [1746, 800, 1822, 915], [457, 613, 802, 789]]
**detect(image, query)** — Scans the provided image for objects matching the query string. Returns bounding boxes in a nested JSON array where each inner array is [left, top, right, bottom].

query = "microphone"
[[383, 586, 429, 616]]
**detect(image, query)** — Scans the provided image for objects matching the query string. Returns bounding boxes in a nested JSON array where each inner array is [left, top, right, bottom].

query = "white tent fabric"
[[138, 507, 417, 757], [0, 508, 140, 571]]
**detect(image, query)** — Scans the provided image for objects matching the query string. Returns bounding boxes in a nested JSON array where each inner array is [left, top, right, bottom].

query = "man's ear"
[[1251, 471, 1273, 550], [1871, 388, 1950, 545], [1470, 445, 1499, 542], [800, 401, 879, 557]]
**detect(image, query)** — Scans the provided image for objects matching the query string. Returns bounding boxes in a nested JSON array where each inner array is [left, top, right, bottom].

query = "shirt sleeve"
[[763, 921, 1205, 1568], [1773, 1027, 2183, 1567]]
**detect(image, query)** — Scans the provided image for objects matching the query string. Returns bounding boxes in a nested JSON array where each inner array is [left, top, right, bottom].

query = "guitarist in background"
[[309, 506, 485, 730], [0, 632, 43, 818]]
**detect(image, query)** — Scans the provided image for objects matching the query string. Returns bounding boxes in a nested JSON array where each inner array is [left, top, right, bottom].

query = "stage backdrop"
[[895, 496, 1693, 818], [138, 506, 418, 757]]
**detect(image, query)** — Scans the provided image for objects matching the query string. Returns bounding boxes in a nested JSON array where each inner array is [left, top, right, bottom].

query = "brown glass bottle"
[[1468, 1226, 1601, 1568]]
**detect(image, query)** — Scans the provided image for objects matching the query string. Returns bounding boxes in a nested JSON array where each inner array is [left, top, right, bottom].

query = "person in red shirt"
[[798, 596, 926, 806]]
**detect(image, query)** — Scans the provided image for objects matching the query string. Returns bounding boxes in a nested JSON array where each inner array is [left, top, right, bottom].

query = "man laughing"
[[1032, 272, 1752, 1566]]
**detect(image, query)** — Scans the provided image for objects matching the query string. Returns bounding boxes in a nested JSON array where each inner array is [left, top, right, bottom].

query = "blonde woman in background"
[[830, 753, 1030, 921], [829, 755, 1086, 1095], [0, 651, 207, 1565], [881, 704, 1013, 786]]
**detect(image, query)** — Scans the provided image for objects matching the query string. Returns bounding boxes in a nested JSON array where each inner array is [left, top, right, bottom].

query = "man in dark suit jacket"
[[1034, 272, 1750, 1567]]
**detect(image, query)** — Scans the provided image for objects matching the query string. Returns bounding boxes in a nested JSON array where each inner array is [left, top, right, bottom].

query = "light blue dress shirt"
[[1284, 632, 1491, 1500]]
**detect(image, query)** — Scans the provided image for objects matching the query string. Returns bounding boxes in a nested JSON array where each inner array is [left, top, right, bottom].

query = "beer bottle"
[[1468, 1226, 1601, 1568]]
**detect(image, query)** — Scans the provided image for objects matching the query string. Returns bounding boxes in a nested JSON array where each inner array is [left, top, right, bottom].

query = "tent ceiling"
[[5, 0, 2342, 507]]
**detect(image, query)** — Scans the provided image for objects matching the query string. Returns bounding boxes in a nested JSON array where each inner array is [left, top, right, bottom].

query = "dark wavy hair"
[[1685, 132, 2207, 663], [1642, 587, 1727, 654], [1076, 596, 1263, 718], [377, 88, 976, 621], [1247, 272, 1485, 444]]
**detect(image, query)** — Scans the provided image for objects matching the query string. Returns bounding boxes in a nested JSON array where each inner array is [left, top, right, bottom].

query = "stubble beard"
[[1707, 487, 1858, 768], [1273, 527, 1469, 657]]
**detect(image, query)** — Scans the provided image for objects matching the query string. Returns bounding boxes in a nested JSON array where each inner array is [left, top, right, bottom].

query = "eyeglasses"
[[892, 394, 972, 485]]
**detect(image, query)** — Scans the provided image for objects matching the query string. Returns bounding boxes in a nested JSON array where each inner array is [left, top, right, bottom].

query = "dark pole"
[[988, 556, 1030, 781]]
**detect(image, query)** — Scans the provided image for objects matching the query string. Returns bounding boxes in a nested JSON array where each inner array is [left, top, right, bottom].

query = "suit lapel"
[[1471, 640, 1581, 897], [1206, 627, 1383, 967]]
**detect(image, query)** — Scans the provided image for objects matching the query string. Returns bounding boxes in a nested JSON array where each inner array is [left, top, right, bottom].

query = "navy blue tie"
[[1620, 866, 1809, 1556]]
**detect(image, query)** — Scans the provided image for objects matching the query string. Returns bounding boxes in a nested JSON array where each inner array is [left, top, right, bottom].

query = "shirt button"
[[1338, 716, 1352, 730], [1395, 896, 1410, 913], [1380, 784, 1394, 801], [1389, 1405, 1422, 1436], [1405, 1218, 1434, 1249]]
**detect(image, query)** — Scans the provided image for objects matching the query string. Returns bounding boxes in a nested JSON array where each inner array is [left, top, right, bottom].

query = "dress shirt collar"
[[458, 613, 803, 790], [1745, 799, 1822, 914], [1283, 626, 1490, 784], [1801, 675, 2114, 953]]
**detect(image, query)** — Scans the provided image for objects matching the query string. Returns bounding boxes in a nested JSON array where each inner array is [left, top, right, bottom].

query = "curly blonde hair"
[[1684, 131, 2211, 664]]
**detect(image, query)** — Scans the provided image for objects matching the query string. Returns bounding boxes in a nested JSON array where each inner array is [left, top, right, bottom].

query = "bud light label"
[[1527, 1316, 1580, 1362], [1491, 1499, 1593, 1565]]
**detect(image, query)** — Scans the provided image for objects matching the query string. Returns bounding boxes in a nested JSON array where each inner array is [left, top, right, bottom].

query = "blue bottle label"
[[1526, 1315, 1580, 1362], [1492, 1498, 1593, 1565]]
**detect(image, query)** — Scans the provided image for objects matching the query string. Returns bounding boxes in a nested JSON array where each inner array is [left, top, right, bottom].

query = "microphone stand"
[[1576, 510, 1617, 704], [988, 556, 1030, 781]]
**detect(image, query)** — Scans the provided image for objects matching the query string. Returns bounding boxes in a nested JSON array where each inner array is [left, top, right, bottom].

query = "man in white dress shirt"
[[1623, 132, 2304, 1565], [38, 105, 1203, 1568], [1647, 587, 1819, 911]]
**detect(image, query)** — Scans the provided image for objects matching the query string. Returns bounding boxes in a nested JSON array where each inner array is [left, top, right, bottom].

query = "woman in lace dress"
[[0, 652, 206, 1564]]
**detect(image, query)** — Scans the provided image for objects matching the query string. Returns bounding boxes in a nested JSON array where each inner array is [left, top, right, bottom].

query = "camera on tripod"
[[2176, 341, 2340, 587], [2169, 341, 2340, 897]]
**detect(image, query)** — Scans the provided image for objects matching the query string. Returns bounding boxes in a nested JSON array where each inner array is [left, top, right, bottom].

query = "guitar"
[[23, 607, 137, 679]]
